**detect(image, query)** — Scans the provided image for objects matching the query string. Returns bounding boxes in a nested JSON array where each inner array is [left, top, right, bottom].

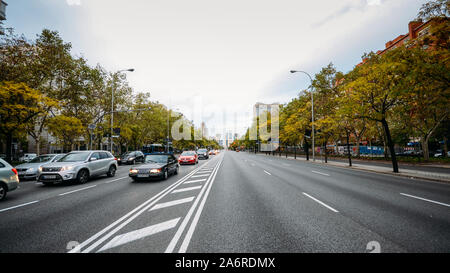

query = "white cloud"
[[367, 0, 382, 5], [68, 0, 425, 136], [66, 0, 81, 6]]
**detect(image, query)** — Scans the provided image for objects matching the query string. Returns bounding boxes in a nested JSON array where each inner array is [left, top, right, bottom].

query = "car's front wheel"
[[163, 169, 168, 180], [77, 169, 89, 184], [174, 166, 179, 175], [107, 165, 116, 177], [0, 184, 7, 201]]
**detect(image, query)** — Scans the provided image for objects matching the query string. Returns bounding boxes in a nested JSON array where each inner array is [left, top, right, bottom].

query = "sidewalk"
[[255, 153, 450, 183]]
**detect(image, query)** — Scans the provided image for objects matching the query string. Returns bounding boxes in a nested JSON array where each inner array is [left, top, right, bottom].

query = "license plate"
[[43, 175, 57, 179], [18, 172, 25, 175], [137, 174, 149, 178]]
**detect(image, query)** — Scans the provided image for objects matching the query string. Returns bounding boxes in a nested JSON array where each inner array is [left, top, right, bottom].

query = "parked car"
[[37, 151, 118, 185], [178, 151, 198, 165], [197, 148, 209, 159], [129, 154, 179, 181], [0, 158, 19, 200], [434, 150, 450, 158], [15, 154, 66, 181], [19, 153, 37, 163], [118, 151, 145, 165]]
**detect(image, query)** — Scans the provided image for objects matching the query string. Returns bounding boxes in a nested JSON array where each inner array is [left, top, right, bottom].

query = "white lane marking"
[[58, 185, 97, 196], [166, 157, 223, 253], [195, 171, 212, 174], [171, 186, 202, 194], [302, 192, 339, 213], [264, 170, 272, 176], [184, 179, 206, 184], [311, 170, 330, 176], [400, 193, 450, 208], [0, 200, 40, 213], [191, 174, 210, 178], [70, 161, 211, 253], [97, 218, 180, 252], [104, 176, 129, 184], [149, 197, 195, 211], [179, 159, 223, 253]]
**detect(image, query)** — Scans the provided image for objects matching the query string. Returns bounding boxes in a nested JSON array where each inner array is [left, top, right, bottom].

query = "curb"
[[253, 153, 450, 184]]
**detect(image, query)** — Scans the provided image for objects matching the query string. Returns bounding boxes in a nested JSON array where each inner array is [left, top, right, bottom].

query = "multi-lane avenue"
[[1, 151, 449, 253]]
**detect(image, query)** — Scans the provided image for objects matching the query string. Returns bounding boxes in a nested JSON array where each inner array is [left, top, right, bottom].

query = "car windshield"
[[145, 155, 169, 163], [121, 152, 132, 157], [29, 155, 54, 163], [198, 149, 207, 153], [181, 151, 196, 156], [58, 152, 90, 162]]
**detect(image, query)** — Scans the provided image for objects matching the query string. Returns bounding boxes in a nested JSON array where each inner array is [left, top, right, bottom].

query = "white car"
[[19, 153, 37, 162]]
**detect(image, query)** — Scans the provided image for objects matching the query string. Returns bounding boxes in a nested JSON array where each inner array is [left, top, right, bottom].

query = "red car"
[[178, 151, 198, 165]]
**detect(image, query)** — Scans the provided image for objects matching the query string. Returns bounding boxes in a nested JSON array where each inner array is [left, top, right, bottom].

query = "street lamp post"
[[290, 70, 315, 161], [111, 68, 134, 154]]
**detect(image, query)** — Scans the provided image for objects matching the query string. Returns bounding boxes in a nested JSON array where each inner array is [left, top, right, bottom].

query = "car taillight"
[[12, 168, 18, 176]]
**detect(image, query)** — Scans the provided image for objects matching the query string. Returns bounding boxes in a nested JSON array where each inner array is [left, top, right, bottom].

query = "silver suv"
[[37, 151, 118, 185]]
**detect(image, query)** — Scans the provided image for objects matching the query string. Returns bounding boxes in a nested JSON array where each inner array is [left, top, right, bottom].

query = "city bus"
[[142, 144, 173, 155]]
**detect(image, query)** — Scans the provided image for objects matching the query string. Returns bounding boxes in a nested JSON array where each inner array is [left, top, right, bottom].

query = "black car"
[[129, 154, 179, 181], [118, 151, 145, 165], [197, 148, 209, 159]]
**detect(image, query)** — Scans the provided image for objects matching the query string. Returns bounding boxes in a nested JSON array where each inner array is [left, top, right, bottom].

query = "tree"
[[47, 115, 84, 152], [0, 82, 54, 162], [400, 47, 450, 160], [342, 51, 411, 173]]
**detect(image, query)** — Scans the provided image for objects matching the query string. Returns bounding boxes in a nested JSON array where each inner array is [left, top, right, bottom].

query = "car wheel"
[[0, 184, 7, 201], [107, 165, 116, 177], [174, 166, 179, 175], [77, 169, 89, 184], [163, 169, 168, 180], [132, 159, 136, 165]]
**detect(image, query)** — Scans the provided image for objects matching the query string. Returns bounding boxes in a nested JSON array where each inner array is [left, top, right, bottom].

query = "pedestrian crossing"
[[86, 157, 223, 253]]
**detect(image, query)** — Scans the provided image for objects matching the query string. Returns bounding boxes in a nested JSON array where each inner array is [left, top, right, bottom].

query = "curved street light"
[[290, 70, 315, 161]]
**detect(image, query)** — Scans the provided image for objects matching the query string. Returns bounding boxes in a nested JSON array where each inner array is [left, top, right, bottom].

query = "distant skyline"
[[3, 0, 428, 137]]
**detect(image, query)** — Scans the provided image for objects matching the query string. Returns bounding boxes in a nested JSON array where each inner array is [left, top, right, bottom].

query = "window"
[[0, 162, 4, 168], [99, 152, 109, 159], [90, 152, 101, 160]]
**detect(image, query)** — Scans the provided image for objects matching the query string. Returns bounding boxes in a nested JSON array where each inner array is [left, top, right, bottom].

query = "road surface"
[[1, 151, 449, 253]]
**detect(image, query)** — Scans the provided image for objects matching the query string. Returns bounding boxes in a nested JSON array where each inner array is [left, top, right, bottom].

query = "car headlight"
[[38, 166, 43, 172], [61, 166, 74, 171], [129, 169, 138, 174], [150, 169, 161, 173], [128, 157, 135, 161]]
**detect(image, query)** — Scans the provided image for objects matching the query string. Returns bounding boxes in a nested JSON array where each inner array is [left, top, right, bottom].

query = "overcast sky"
[[4, 0, 427, 138]]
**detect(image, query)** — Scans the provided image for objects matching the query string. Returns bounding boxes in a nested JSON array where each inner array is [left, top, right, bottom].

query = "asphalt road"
[[1, 151, 449, 253]]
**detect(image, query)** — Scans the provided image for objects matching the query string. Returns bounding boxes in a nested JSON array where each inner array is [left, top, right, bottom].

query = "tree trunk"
[[324, 141, 328, 163], [356, 137, 361, 157], [381, 118, 399, 173], [346, 131, 352, 167], [304, 137, 309, 161], [6, 132, 13, 163], [294, 145, 297, 159], [36, 138, 41, 156], [422, 137, 430, 161], [443, 136, 448, 158]]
